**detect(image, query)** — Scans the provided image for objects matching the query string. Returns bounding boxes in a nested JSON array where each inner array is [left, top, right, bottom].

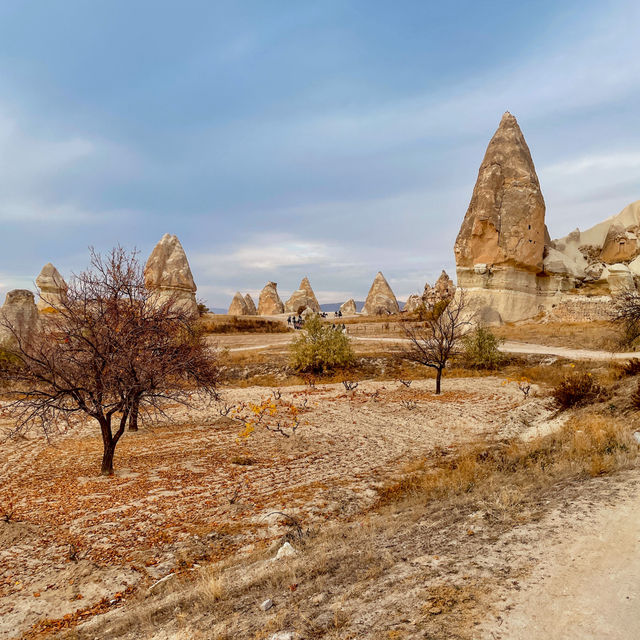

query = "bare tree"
[[401, 293, 470, 394], [611, 289, 640, 346], [0, 247, 219, 475]]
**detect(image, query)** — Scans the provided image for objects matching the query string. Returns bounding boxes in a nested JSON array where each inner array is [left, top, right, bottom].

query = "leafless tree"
[[0, 247, 219, 475], [401, 292, 470, 394], [611, 289, 640, 346]]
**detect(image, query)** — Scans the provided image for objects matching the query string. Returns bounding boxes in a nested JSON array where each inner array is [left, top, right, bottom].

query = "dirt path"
[[484, 473, 640, 639]]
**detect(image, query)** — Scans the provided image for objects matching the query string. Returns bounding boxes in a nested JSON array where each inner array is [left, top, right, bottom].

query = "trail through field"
[[484, 472, 640, 639]]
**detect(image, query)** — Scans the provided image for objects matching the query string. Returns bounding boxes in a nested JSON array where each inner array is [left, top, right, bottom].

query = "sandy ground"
[[486, 476, 640, 639], [1, 376, 541, 638]]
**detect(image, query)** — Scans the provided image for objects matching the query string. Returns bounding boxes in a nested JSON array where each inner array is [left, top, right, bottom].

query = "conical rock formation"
[[454, 112, 546, 273], [258, 282, 284, 315], [144, 234, 198, 317], [361, 272, 399, 316], [228, 292, 250, 315], [0, 290, 42, 347], [403, 294, 424, 313], [244, 294, 257, 315], [339, 299, 357, 315], [284, 277, 320, 314], [35, 263, 67, 310]]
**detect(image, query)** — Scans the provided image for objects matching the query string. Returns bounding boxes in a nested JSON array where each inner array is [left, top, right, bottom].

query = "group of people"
[[286, 311, 347, 333]]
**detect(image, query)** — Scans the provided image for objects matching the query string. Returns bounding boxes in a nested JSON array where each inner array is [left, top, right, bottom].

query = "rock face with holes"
[[144, 234, 198, 317], [361, 272, 399, 316], [258, 282, 284, 315], [228, 292, 250, 315], [35, 263, 67, 311], [284, 277, 321, 314], [339, 299, 357, 315], [0, 289, 42, 347], [423, 271, 456, 308], [244, 294, 257, 315], [403, 294, 424, 313]]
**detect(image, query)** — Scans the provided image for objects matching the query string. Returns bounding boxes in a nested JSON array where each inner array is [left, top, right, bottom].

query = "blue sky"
[[0, 0, 639, 308]]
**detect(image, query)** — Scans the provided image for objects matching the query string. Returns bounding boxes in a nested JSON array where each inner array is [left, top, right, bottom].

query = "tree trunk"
[[101, 442, 116, 475], [128, 399, 139, 431], [99, 416, 116, 476], [435, 367, 442, 395]]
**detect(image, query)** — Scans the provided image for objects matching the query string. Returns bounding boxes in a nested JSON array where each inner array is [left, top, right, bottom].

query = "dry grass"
[[493, 320, 622, 351], [67, 404, 640, 640], [377, 412, 637, 508], [198, 314, 291, 334]]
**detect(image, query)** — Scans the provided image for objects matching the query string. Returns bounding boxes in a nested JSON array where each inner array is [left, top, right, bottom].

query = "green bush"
[[551, 371, 601, 409], [462, 325, 504, 369], [289, 314, 354, 374]]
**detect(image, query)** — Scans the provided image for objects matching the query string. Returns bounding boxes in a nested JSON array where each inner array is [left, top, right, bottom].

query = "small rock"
[[260, 598, 274, 611], [633, 432, 640, 445], [429, 606, 442, 615], [275, 542, 297, 560], [269, 633, 295, 640], [310, 592, 327, 605]]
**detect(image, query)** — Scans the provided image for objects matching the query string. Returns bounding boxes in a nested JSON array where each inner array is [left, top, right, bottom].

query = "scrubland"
[[1, 325, 640, 639]]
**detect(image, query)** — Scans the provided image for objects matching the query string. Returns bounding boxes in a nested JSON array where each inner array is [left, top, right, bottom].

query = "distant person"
[[287, 315, 292, 325]]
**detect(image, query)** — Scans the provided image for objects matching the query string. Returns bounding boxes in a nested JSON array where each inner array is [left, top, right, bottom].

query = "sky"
[[0, 0, 639, 309]]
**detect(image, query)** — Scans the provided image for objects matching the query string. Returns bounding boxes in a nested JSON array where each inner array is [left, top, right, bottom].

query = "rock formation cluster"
[[0, 289, 42, 347], [35, 263, 67, 311], [284, 277, 320, 314], [258, 282, 284, 315], [144, 234, 199, 317], [361, 272, 399, 315]]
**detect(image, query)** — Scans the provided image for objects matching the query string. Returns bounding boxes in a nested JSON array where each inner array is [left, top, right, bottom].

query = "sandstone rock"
[[600, 225, 640, 263], [284, 277, 320, 314], [144, 234, 198, 316], [301, 307, 315, 320], [244, 294, 257, 315], [35, 263, 67, 311], [275, 542, 297, 560], [543, 247, 581, 278], [607, 263, 635, 293], [260, 598, 274, 611], [361, 272, 399, 316], [454, 112, 546, 273], [0, 290, 42, 347], [339, 299, 357, 315], [258, 282, 284, 315], [228, 292, 250, 316], [403, 294, 424, 313], [423, 271, 456, 307], [584, 262, 605, 281]]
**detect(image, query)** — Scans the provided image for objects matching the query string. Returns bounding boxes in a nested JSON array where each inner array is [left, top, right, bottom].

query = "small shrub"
[[622, 359, 640, 376], [462, 326, 504, 369], [551, 371, 601, 409], [289, 315, 354, 374], [631, 381, 640, 409]]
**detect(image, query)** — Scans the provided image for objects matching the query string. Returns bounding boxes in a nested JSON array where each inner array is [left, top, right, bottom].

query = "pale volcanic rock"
[[403, 295, 425, 313], [228, 292, 250, 316], [0, 289, 42, 347], [454, 112, 546, 273], [284, 277, 321, 314], [144, 234, 198, 317], [422, 271, 456, 307], [607, 263, 635, 294], [258, 282, 284, 315], [542, 247, 581, 278], [244, 294, 257, 315], [339, 299, 357, 315], [361, 272, 400, 316], [35, 263, 67, 310], [600, 225, 639, 263]]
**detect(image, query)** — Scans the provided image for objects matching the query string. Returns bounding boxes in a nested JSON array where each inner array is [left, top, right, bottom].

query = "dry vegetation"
[[493, 319, 623, 351], [3, 320, 640, 639], [199, 314, 291, 334]]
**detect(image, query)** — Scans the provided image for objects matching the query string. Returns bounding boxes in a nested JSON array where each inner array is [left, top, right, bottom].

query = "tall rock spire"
[[454, 112, 546, 273], [361, 272, 399, 315]]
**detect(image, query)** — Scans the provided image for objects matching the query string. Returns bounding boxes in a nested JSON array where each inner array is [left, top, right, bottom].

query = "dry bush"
[[551, 371, 601, 409], [198, 314, 290, 334], [621, 358, 640, 376]]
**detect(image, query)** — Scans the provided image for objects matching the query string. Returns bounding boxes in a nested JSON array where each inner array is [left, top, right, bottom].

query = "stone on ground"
[[339, 299, 357, 315]]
